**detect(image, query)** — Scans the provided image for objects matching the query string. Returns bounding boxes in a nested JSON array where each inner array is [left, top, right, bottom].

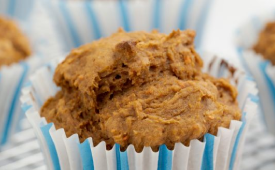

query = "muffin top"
[[254, 22, 275, 65], [41, 29, 241, 152], [0, 16, 31, 67]]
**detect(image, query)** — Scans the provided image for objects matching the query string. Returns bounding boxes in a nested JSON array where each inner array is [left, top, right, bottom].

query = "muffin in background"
[[254, 22, 275, 65], [0, 0, 65, 146], [0, 16, 31, 67]]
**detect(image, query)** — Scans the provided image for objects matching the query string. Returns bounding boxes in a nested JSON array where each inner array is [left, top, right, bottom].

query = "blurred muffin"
[[41, 29, 241, 152], [254, 22, 275, 65], [0, 16, 31, 67]]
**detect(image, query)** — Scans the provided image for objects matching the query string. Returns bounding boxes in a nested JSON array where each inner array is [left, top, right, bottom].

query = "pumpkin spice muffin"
[[0, 16, 31, 67], [254, 22, 275, 65], [41, 29, 241, 152]]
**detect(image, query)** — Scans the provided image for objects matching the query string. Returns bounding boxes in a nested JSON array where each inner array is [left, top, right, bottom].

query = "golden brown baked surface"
[[254, 22, 275, 65], [41, 29, 241, 152], [0, 17, 31, 67]]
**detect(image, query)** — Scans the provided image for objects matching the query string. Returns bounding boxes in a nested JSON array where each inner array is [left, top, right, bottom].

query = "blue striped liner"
[[79, 139, 94, 170], [84, 2, 102, 40], [59, 0, 81, 47], [237, 48, 267, 125], [1, 62, 29, 145], [152, 0, 162, 31], [201, 134, 215, 170], [118, 0, 130, 32], [41, 123, 61, 170], [178, 0, 193, 30], [115, 144, 129, 170], [195, 0, 213, 47], [157, 144, 172, 170], [229, 118, 246, 170], [259, 61, 275, 108]]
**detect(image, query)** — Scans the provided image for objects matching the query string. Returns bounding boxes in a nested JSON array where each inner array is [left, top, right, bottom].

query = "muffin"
[[22, 29, 257, 170], [0, 16, 31, 67], [40, 29, 241, 152], [253, 22, 275, 65]]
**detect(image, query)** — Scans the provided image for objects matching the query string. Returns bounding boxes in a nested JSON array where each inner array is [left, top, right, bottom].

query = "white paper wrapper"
[[21, 52, 258, 170], [0, 0, 64, 146], [43, 0, 212, 51], [235, 11, 275, 135]]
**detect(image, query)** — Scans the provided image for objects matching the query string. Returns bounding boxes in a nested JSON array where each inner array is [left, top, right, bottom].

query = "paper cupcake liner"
[[21, 52, 258, 170], [236, 11, 275, 135], [0, 1, 65, 146], [43, 0, 212, 51]]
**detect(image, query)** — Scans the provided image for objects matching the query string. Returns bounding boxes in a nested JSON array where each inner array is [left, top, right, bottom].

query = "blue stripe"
[[201, 134, 214, 170], [152, 0, 162, 31], [115, 144, 129, 170], [248, 93, 259, 104], [59, 1, 82, 47], [157, 145, 172, 170], [7, 0, 16, 16], [21, 104, 32, 112], [44, 0, 70, 51], [79, 139, 94, 170], [229, 121, 246, 170], [116, 144, 121, 170], [178, 0, 193, 30], [41, 123, 61, 170], [257, 61, 275, 125], [1, 63, 29, 145], [195, 0, 213, 47], [84, 2, 102, 40], [118, 0, 130, 31]]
